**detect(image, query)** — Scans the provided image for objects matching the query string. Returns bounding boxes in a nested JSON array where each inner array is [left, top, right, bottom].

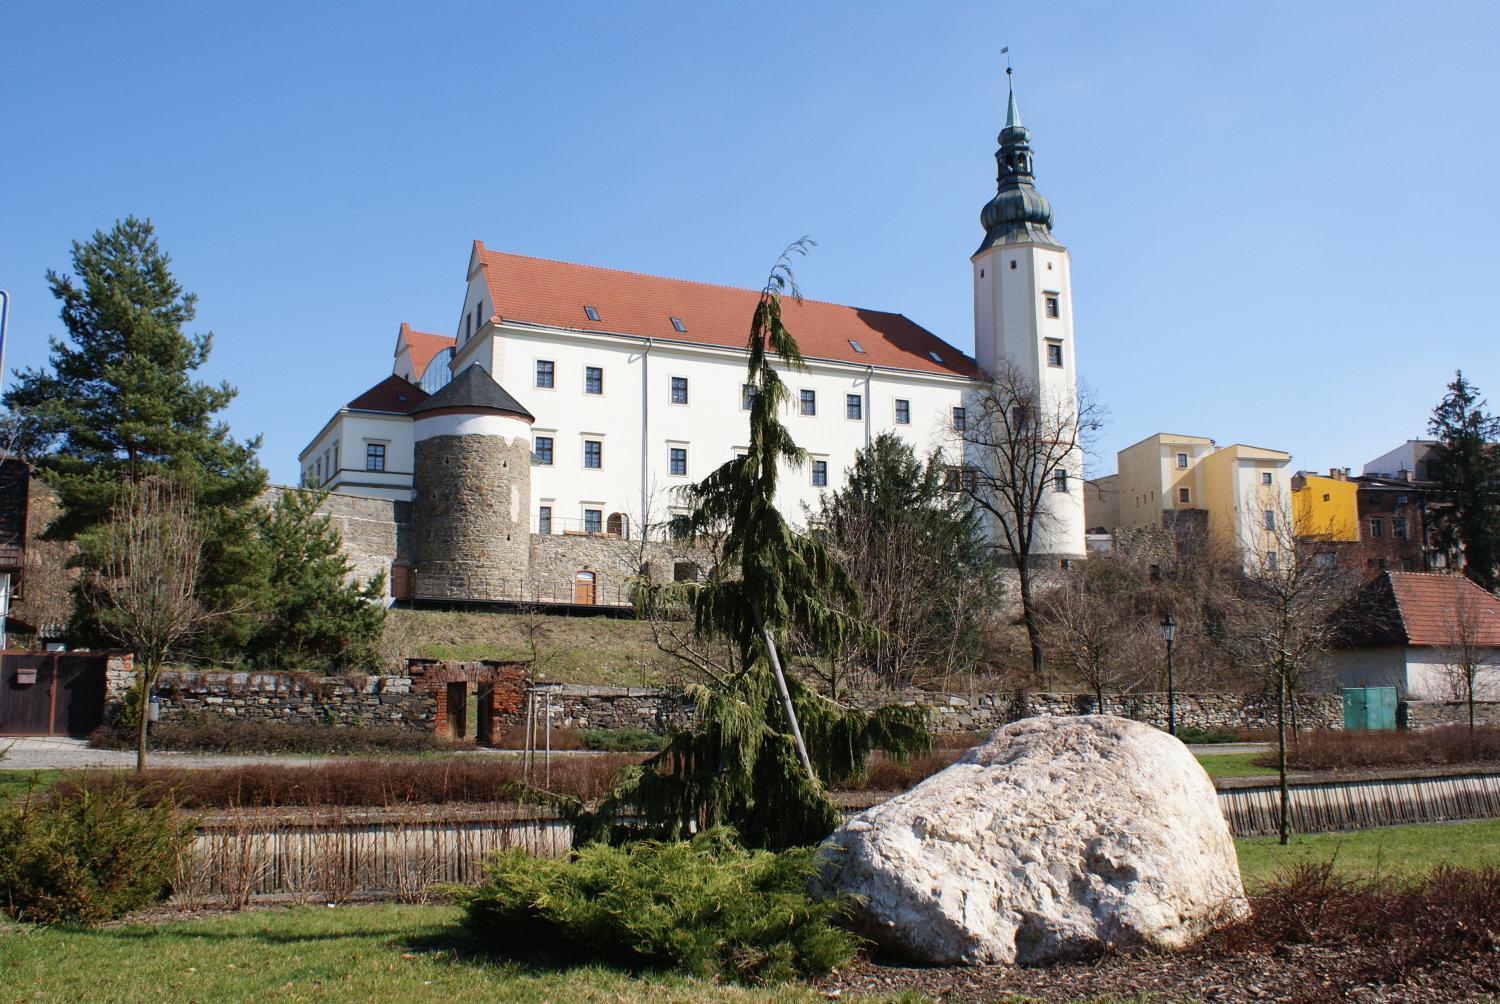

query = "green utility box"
[[1342, 686, 1398, 731]]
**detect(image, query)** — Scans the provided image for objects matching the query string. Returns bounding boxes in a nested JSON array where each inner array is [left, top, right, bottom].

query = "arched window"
[[606, 512, 629, 539], [420, 347, 455, 394]]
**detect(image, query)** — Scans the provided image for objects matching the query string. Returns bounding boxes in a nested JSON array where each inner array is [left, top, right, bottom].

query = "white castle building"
[[299, 85, 1086, 605]]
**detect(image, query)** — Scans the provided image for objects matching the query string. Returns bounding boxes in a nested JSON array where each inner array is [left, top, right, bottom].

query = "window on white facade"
[[585, 366, 603, 395], [741, 384, 757, 410], [670, 376, 688, 405], [536, 360, 554, 388], [583, 305, 600, 322], [800, 389, 816, 415], [812, 460, 828, 487], [669, 447, 687, 477], [584, 440, 602, 469], [1046, 341, 1063, 367], [1045, 294, 1060, 318], [1261, 472, 1273, 486], [1262, 510, 1275, 531], [1054, 469, 1069, 493], [1177, 452, 1189, 469], [533, 436, 554, 465], [583, 509, 602, 533], [365, 443, 386, 472], [538, 506, 552, 534], [952, 406, 967, 431], [894, 399, 910, 424], [846, 394, 862, 420]]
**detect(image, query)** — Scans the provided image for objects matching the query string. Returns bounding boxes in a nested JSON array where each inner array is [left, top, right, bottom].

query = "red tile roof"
[[472, 243, 981, 378], [346, 375, 428, 415], [1383, 572, 1500, 648], [395, 323, 456, 382]]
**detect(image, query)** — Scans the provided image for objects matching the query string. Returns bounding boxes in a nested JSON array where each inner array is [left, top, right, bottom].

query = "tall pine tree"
[[1427, 371, 1500, 590], [5, 218, 269, 643]]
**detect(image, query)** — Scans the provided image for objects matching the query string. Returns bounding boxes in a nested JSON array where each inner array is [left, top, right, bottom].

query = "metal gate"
[[1342, 686, 1398, 731], [0, 652, 107, 736]]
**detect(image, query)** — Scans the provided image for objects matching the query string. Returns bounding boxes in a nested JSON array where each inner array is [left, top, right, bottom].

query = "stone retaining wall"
[[508, 686, 1349, 737], [1403, 700, 1500, 730]]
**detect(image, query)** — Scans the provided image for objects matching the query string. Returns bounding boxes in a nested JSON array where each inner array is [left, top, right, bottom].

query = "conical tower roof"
[[410, 363, 534, 422]]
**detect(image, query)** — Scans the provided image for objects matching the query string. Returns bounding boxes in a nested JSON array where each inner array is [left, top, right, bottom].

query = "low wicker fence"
[[175, 767, 1500, 906], [175, 804, 571, 908]]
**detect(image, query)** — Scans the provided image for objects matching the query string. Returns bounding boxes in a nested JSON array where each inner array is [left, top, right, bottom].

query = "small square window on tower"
[[1178, 487, 1191, 503], [1009, 260, 1017, 270], [1046, 341, 1063, 367], [1045, 294, 1060, 318]]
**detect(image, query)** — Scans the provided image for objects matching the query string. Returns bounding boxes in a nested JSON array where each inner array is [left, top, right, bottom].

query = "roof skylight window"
[[584, 305, 601, 322], [928, 351, 943, 364], [848, 339, 865, 354], [670, 317, 686, 333]]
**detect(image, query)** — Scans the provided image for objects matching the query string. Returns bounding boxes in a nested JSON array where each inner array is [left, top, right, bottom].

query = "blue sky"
[[3, 2, 1497, 485]]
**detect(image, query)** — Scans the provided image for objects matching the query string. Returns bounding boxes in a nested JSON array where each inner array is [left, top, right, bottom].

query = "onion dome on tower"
[[976, 85, 1062, 253]]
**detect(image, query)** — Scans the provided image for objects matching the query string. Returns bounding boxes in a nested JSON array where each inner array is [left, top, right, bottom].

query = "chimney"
[[1398, 468, 1412, 483]]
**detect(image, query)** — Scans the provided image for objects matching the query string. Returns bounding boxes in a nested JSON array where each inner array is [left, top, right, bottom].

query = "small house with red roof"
[[1333, 571, 1500, 699]]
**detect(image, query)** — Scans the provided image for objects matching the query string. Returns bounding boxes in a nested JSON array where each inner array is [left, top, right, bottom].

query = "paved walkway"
[[1, 736, 1269, 773]]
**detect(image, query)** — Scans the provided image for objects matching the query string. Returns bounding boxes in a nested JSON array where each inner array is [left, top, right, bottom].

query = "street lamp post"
[[1160, 614, 1177, 736]]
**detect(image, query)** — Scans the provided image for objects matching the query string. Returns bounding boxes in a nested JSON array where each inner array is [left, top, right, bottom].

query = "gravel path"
[[0, 737, 557, 772]]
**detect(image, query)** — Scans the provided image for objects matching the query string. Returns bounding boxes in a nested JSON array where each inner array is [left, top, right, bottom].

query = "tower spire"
[[976, 61, 1059, 253]]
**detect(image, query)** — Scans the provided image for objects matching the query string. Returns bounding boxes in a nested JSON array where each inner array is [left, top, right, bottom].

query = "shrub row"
[[1255, 725, 1500, 772], [61, 756, 648, 810], [90, 717, 459, 756]]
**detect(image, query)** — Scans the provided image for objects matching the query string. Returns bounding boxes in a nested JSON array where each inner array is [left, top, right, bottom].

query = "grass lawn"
[[0, 903, 851, 1004], [1194, 751, 1278, 779], [1235, 819, 1500, 889], [0, 769, 58, 803]]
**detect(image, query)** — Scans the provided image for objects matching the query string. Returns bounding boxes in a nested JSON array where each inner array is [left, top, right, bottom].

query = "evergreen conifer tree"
[[245, 488, 386, 672], [615, 243, 929, 849], [4, 218, 269, 644], [1427, 371, 1500, 590]]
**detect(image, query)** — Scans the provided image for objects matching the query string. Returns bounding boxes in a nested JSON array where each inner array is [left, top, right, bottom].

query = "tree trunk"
[[756, 613, 816, 783], [1276, 671, 1290, 846], [135, 666, 153, 774], [1016, 558, 1044, 680]]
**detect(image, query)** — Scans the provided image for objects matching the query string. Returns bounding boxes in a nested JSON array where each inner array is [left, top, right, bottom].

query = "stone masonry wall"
[[134, 660, 529, 742], [412, 434, 531, 601], [500, 686, 1350, 737], [258, 487, 409, 603], [528, 533, 715, 607], [1404, 700, 1500, 730]]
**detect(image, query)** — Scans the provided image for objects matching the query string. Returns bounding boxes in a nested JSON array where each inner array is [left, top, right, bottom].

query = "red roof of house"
[[346, 375, 428, 415], [396, 323, 456, 382], [472, 243, 982, 378], [1383, 572, 1500, 647]]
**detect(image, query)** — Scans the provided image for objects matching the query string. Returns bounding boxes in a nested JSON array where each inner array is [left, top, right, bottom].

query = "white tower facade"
[[969, 87, 1087, 562]]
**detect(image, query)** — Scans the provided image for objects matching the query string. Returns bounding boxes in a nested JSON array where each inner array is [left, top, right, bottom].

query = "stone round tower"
[[409, 364, 535, 601]]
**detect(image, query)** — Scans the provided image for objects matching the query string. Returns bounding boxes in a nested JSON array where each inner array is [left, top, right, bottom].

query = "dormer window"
[[584, 305, 601, 322], [849, 339, 865, 354], [670, 316, 687, 333]]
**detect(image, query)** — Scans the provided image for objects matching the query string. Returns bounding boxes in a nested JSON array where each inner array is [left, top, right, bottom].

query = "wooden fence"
[[177, 768, 1500, 905]]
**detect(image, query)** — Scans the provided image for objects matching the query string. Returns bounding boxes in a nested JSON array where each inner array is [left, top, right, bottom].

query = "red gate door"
[[0, 653, 55, 736]]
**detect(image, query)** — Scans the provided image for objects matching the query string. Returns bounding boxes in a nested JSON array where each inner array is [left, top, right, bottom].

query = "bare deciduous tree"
[[955, 357, 1102, 678], [1220, 496, 1358, 844], [1038, 558, 1147, 713], [85, 479, 224, 772], [1437, 575, 1499, 733]]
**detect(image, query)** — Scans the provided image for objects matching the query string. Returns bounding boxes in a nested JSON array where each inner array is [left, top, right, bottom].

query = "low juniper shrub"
[[450, 827, 859, 983], [0, 784, 194, 925], [579, 727, 666, 752]]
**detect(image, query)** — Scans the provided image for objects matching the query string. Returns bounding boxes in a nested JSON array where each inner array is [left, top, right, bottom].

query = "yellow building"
[[1291, 471, 1359, 541], [1115, 433, 1216, 531]]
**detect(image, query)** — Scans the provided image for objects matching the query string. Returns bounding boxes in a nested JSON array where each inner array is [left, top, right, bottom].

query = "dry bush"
[[59, 756, 647, 810], [1253, 726, 1500, 772], [1204, 863, 1500, 989], [90, 717, 460, 756], [846, 750, 963, 792]]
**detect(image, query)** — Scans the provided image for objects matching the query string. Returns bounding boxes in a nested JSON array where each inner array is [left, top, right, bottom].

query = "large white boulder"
[[820, 715, 1247, 965]]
